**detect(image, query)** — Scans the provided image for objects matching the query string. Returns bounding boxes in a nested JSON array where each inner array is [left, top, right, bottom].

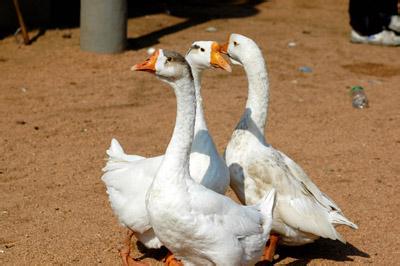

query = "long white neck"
[[237, 48, 269, 140], [158, 76, 196, 179], [192, 68, 208, 133]]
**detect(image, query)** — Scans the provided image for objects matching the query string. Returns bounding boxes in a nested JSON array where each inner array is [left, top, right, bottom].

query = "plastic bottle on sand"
[[351, 86, 369, 109]]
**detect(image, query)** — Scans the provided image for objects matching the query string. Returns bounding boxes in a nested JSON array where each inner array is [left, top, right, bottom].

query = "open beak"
[[131, 50, 159, 73], [210, 42, 231, 72]]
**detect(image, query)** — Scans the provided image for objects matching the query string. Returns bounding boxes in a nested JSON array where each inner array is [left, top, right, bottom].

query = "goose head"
[[185, 41, 231, 72], [220, 33, 261, 66], [131, 49, 192, 83]]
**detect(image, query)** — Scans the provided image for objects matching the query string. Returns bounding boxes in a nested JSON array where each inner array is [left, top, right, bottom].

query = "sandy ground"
[[1, 0, 400, 265]]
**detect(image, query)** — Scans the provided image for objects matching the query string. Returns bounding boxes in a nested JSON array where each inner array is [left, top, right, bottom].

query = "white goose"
[[222, 33, 358, 261], [101, 42, 230, 265], [134, 48, 276, 266]]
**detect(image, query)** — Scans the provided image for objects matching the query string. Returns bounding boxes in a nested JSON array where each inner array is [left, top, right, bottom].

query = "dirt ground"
[[1, 0, 400, 265]]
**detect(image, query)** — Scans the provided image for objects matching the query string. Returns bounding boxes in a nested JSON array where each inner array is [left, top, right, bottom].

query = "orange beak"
[[210, 42, 231, 72], [131, 50, 159, 73]]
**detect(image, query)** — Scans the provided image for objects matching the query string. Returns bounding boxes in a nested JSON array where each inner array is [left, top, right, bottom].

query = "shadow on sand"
[[127, 0, 265, 50], [1, 0, 265, 48], [136, 238, 369, 265], [134, 240, 169, 261], [267, 239, 370, 265]]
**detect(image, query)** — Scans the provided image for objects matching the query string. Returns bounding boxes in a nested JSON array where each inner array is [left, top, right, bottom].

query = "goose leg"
[[262, 233, 280, 262], [119, 229, 148, 266], [164, 250, 183, 266]]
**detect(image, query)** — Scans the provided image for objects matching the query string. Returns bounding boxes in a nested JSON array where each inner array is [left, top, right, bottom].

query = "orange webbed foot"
[[119, 229, 148, 266], [261, 233, 280, 262], [164, 251, 183, 266], [119, 248, 148, 266]]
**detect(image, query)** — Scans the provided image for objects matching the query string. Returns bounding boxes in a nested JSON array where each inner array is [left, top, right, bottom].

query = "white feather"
[[101, 44, 230, 249], [224, 33, 357, 246]]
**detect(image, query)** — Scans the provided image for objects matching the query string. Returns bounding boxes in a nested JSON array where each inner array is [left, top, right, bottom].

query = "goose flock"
[[101, 33, 358, 266]]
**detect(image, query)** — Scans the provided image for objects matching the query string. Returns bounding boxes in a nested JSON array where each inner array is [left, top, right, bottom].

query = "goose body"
[[141, 49, 276, 265], [101, 42, 230, 251], [223, 34, 357, 247], [102, 145, 162, 247]]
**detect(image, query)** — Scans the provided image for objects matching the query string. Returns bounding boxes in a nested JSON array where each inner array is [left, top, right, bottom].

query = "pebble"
[[205, 26, 217, 32], [298, 66, 313, 73], [20, 87, 27, 93], [288, 42, 296, 47], [62, 32, 72, 39], [367, 79, 382, 85], [147, 47, 156, 55], [0, 249, 4, 254], [5, 244, 14, 249]]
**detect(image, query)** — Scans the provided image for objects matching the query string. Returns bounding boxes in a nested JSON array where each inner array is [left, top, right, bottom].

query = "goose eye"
[[200, 48, 205, 52], [233, 41, 238, 46], [166, 57, 172, 62]]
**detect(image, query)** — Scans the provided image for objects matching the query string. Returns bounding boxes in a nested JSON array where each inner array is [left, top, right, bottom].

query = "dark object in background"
[[80, 0, 127, 53], [12, 0, 30, 44], [349, 0, 398, 36], [0, 0, 80, 41]]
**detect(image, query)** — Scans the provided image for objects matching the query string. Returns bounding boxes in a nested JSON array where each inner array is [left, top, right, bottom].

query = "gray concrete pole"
[[80, 0, 127, 53]]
